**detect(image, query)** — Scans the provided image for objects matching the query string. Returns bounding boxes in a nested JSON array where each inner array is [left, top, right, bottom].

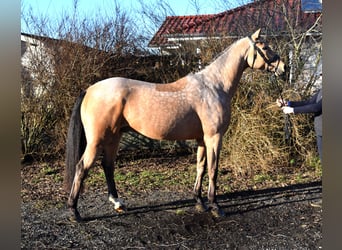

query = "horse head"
[[246, 28, 286, 77]]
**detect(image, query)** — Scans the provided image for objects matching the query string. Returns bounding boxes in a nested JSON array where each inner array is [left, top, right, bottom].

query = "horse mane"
[[201, 37, 243, 71], [191, 37, 246, 86]]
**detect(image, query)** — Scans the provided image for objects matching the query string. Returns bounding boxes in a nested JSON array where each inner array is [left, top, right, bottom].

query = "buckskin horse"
[[65, 28, 286, 221]]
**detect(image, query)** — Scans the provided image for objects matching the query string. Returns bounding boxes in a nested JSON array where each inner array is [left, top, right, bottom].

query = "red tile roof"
[[148, 0, 321, 48]]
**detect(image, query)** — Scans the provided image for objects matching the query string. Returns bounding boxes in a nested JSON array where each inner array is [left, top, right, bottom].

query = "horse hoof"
[[69, 215, 83, 223], [195, 203, 208, 213], [109, 197, 126, 213], [68, 210, 83, 223], [210, 207, 226, 218], [115, 206, 126, 213]]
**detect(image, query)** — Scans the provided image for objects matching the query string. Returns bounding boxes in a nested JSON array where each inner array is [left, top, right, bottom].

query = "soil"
[[21, 153, 322, 249]]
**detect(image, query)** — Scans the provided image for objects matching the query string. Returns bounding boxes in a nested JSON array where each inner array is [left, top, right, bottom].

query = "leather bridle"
[[248, 36, 280, 72]]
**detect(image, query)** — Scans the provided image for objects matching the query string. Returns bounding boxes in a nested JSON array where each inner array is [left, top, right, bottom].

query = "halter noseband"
[[248, 36, 280, 70]]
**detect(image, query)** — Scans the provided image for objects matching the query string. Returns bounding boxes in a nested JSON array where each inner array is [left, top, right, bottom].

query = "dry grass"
[[220, 73, 319, 182]]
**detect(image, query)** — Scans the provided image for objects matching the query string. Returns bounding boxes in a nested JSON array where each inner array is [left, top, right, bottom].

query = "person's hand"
[[276, 98, 287, 107], [282, 106, 294, 114]]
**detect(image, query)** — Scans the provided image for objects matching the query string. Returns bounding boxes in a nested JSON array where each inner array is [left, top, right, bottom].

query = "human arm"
[[287, 91, 318, 108], [288, 91, 322, 114], [278, 90, 322, 114]]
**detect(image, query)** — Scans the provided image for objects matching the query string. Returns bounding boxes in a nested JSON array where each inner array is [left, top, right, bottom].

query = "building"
[[149, 0, 322, 88], [21, 33, 57, 97]]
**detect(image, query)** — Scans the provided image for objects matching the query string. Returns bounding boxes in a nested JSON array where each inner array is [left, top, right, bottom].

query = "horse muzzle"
[[271, 60, 286, 77]]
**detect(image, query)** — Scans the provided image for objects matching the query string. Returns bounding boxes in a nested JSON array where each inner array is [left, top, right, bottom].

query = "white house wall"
[[292, 40, 322, 92], [21, 34, 55, 97]]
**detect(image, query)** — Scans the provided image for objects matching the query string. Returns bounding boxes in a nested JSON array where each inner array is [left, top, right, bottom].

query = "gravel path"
[[21, 179, 322, 249]]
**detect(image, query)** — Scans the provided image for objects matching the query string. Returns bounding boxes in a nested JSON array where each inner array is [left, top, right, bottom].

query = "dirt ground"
[[21, 154, 322, 249]]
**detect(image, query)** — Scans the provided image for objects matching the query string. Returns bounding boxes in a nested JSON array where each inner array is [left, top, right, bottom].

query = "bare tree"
[[20, 1, 149, 160]]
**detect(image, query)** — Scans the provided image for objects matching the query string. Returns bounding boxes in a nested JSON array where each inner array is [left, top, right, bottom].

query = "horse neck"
[[200, 38, 250, 94]]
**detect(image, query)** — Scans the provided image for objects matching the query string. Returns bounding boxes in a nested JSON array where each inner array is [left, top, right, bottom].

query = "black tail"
[[64, 91, 87, 192]]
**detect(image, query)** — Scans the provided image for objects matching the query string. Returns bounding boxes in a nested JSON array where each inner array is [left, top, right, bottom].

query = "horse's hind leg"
[[193, 139, 207, 212], [67, 143, 98, 222], [102, 133, 125, 213]]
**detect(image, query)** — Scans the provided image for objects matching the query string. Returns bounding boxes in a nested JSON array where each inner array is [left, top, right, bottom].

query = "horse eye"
[[262, 46, 269, 50]]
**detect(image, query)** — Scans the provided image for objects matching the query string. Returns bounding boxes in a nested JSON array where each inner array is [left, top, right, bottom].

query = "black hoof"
[[208, 202, 225, 217], [68, 209, 83, 223], [210, 207, 226, 218], [195, 203, 208, 213]]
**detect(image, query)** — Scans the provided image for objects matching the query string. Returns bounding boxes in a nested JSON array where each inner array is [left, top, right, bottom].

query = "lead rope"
[[249, 37, 291, 144], [270, 74, 292, 145]]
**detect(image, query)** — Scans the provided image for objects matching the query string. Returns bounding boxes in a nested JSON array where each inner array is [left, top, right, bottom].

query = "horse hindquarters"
[[65, 90, 107, 221]]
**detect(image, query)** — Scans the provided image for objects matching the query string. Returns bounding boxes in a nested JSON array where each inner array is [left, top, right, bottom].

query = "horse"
[[64, 28, 286, 222]]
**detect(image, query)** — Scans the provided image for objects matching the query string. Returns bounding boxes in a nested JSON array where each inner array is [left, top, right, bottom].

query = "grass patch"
[[71, 148, 322, 199], [82, 158, 199, 196], [253, 173, 272, 184], [114, 166, 197, 194]]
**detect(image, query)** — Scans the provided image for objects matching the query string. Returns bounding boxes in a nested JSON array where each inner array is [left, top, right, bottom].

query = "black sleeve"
[[288, 92, 318, 107], [292, 99, 322, 114]]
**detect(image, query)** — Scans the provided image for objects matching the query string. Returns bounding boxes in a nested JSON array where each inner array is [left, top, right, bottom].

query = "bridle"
[[270, 74, 292, 144], [247, 36, 284, 101], [248, 36, 280, 72]]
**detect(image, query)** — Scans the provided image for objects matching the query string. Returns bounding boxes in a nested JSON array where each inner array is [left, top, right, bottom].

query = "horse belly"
[[158, 112, 203, 140], [124, 103, 203, 140]]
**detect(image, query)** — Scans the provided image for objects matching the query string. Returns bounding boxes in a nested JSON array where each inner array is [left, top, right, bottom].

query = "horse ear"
[[251, 28, 261, 42]]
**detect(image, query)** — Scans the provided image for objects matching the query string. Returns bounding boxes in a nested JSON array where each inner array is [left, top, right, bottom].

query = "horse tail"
[[64, 91, 87, 192]]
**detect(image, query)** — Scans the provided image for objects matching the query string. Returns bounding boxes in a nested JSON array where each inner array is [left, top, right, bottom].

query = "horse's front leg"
[[204, 133, 226, 217], [193, 140, 207, 212]]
